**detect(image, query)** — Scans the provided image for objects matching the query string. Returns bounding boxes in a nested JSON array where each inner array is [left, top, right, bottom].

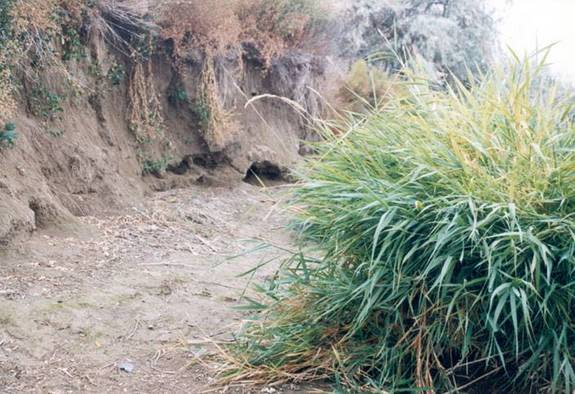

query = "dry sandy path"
[[0, 183, 300, 393]]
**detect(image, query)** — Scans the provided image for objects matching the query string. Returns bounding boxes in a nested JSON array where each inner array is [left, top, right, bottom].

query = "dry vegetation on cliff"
[[0, 0, 149, 121], [155, 0, 326, 151], [157, 0, 324, 59]]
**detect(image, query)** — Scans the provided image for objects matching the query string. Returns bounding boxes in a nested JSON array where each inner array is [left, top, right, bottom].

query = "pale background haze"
[[492, 0, 575, 82]]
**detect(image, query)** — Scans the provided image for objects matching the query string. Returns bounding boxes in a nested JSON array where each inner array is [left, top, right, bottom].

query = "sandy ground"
[[0, 183, 302, 393]]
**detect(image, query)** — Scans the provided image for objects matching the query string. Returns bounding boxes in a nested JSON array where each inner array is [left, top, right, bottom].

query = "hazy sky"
[[493, 0, 575, 82]]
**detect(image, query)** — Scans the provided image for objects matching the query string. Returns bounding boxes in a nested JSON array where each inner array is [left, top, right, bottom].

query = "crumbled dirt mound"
[[0, 183, 312, 393]]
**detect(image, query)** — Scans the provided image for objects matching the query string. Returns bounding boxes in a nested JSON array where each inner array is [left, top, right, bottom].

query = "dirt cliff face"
[[159, 44, 325, 181], [3, 0, 431, 247], [0, 13, 328, 247]]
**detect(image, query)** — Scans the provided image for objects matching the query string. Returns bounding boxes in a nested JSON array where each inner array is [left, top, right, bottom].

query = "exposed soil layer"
[[0, 31, 327, 247], [0, 183, 311, 393]]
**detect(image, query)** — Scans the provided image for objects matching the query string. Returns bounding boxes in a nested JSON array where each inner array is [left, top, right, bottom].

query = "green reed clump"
[[223, 57, 575, 393]]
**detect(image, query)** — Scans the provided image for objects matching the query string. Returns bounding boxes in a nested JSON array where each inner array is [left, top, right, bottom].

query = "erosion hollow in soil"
[[243, 161, 287, 187]]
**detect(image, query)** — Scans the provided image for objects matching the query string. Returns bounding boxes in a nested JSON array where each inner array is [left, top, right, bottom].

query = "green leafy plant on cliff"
[[0, 122, 17, 147], [223, 55, 575, 393], [192, 96, 211, 129], [61, 24, 86, 62], [107, 62, 126, 86], [0, 0, 13, 41], [31, 88, 64, 120], [141, 155, 172, 176], [168, 84, 189, 105]]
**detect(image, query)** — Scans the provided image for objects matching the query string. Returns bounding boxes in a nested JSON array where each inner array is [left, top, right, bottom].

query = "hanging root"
[[88, 0, 156, 54], [127, 56, 164, 143], [197, 58, 235, 151]]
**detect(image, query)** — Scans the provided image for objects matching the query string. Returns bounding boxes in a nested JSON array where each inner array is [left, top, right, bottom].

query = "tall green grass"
[[223, 57, 575, 392]]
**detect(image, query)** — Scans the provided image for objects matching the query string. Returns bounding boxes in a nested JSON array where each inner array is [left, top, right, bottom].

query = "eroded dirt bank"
[[0, 183, 299, 393]]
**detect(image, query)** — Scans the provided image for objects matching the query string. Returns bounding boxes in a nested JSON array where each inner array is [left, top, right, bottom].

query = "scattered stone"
[[118, 361, 135, 373]]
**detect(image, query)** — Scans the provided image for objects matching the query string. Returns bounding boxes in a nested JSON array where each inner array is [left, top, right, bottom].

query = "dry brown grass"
[[127, 57, 164, 143], [10, 0, 59, 36], [0, 42, 18, 122], [0, 0, 83, 118], [157, 0, 323, 62], [236, 0, 316, 61], [197, 59, 236, 151], [87, 0, 156, 54], [337, 60, 402, 113], [8, 0, 81, 62], [0, 0, 160, 133], [158, 0, 243, 57]]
